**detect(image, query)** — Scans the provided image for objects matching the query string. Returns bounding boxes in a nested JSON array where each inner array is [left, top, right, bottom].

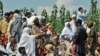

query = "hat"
[[71, 14, 76, 18]]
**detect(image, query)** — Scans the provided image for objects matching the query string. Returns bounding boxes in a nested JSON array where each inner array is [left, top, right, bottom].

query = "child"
[[58, 42, 67, 56], [18, 47, 27, 56], [7, 42, 17, 56], [95, 44, 100, 56], [95, 32, 100, 56], [45, 44, 55, 56]]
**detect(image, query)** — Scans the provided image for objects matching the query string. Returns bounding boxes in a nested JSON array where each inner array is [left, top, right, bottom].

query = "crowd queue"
[[0, 7, 100, 56]]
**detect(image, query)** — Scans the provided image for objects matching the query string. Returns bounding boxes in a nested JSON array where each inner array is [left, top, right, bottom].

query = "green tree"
[[50, 11, 55, 23], [60, 5, 66, 25], [19, 9, 24, 14], [50, 4, 65, 33], [65, 10, 70, 21], [87, 0, 99, 31], [23, 7, 28, 15], [0, 0, 3, 20], [53, 4, 58, 19], [51, 4, 58, 32], [30, 8, 34, 13], [41, 9, 48, 22], [73, 10, 77, 16]]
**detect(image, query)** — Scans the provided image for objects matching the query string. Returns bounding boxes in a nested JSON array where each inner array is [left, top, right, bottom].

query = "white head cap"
[[71, 14, 76, 18]]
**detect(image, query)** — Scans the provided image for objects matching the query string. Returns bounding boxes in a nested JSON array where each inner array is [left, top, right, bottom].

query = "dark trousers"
[[76, 52, 86, 56], [0, 51, 9, 56]]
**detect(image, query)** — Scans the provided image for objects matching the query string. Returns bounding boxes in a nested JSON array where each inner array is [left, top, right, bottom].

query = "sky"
[[2, 0, 100, 15]]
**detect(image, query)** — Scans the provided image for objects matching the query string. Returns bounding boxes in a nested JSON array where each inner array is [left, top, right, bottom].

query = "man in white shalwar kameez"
[[18, 27, 37, 56]]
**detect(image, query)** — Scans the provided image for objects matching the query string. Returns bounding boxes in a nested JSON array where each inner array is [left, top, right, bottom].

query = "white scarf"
[[60, 22, 73, 41], [18, 27, 36, 56]]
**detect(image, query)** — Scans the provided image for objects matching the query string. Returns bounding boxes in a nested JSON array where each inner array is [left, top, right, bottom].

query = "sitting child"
[[95, 32, 100, 56], [95, 44, 100, 56], [58, 42, 67, 56], [7, 42, 17, 56], [18, 47, 27, 56]]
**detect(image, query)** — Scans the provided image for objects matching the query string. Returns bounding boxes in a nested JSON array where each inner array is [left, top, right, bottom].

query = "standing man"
[[77, 7, 86, 25], [73, 19, 87, 56], [87, 21, 97, 56], [10, 9, 22, 43], [0, 12, 11, 46], [0, 12, 11, 35], [7, 11, 14, 42]]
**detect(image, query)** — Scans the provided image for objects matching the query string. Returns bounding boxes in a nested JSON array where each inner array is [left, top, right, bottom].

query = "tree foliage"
[[41, 9, 48, 20], [87, 0, 100, 31], [60, 5, 66, 25], [0, 0, 3, 20], [65, 10, 70, 21], [30, 8, 34, 13]]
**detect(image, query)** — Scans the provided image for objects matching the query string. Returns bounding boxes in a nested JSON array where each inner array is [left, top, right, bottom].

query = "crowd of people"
[[0, 7, 100, 56]]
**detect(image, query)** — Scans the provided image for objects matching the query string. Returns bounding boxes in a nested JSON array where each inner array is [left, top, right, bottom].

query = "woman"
[[60, 22, 73, 42], [18, 27, 36, 56]]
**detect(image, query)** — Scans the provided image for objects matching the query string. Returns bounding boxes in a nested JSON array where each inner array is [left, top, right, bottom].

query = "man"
[[0, 12, 10, 35], [7, 42, 17, 56], [10, 9, 22, 43], [77, 7, 86, 25], [6, 36, 15, 46], [37, 16, 46, 27], [0, 12, 11, 47], [73, 19, 87, 56], [86, 21, 97, 56], [31, 17, 41, 35], [25, 12, 32, 26], [7, 11, 14, 42]]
